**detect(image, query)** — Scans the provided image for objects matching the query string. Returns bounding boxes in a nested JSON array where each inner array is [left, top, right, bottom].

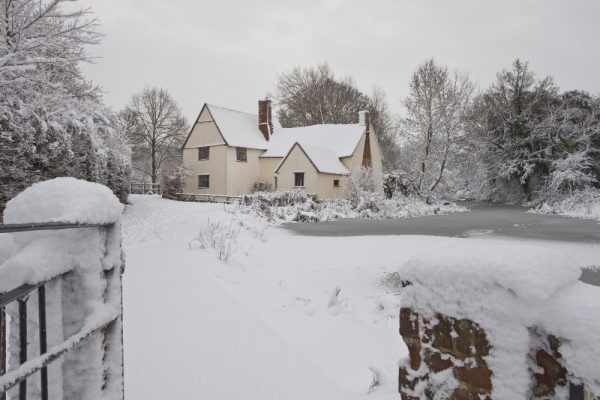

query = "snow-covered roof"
[[275, 143, 350, 175], [202, 103, 366, 175], [261, 124, 365, 158], [207, 104, 269, 150]]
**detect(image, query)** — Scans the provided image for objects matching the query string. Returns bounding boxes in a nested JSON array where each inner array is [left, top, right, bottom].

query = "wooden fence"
[[130, 182, 162, 195]]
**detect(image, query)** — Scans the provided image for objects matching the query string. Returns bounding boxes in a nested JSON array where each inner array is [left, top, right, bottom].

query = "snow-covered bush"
[[161, 164, 192, 196], [252, 181, 272, 193], [228, 189, 465, 224], [190, 219, 240, 262], [383, 171, 418, 199], [530, 187, 600, 221], [342, 166, 383, 207]]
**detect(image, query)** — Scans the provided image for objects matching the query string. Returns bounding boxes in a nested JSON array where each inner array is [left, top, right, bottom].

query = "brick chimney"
[[360, 111, 372, 167], [258, 99, 273, 141]]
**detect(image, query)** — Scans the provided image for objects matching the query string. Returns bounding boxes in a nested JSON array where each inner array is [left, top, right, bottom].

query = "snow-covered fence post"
[[398, 245, 600, 399], [0, 178, 125, 400]]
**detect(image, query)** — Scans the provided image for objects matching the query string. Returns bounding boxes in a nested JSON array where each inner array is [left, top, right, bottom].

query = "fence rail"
[[0, 222, 112, 234], [130, 182, 161, 195], [0, 222, 120, 400], [174, 193, 243, 204]]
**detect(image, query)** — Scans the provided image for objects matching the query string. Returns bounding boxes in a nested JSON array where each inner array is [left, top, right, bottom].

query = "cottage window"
[[294, 172, 304, 187], [198, 174, 209, 188], [198, 146, 209, 160], [236, 147, 247, 162], [333, 179, 340, 187]]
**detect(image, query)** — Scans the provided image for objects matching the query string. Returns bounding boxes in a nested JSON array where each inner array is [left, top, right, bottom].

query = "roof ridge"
[[207, 103, 257, 118], [276, 123, 360, 130], [296, 141, 338, 152]]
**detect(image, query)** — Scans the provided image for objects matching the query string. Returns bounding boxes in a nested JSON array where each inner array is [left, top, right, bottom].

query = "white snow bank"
[[3, 177, 123, 224], [529, 188, 600, 222], [400, 245, 600, 397]]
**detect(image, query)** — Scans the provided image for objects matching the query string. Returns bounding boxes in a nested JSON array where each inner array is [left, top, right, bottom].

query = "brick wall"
[[399, 308, 595, 399]]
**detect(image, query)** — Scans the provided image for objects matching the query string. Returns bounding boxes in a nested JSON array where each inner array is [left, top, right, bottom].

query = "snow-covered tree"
[[537, 91, 600, 199], [399, 58, 477, 196], [475, 60, 557, 202], [122, 87, 189, 184], [0, 0, 131, 214]]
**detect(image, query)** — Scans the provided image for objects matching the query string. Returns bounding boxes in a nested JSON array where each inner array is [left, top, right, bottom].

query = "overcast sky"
[[72, 0, 600, 121]]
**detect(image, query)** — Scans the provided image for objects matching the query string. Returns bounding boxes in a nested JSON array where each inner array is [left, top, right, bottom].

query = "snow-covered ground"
[[121, 195, 600, 399]]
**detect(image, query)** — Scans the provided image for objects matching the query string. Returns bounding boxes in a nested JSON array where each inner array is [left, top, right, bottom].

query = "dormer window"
[[198, 146, 209, 160], [236, 147, 247, 162]]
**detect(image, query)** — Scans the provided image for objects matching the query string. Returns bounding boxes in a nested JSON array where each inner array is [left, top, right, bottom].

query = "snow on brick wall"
[[398, 245, 600, 399], [0, 178, 124, 399]]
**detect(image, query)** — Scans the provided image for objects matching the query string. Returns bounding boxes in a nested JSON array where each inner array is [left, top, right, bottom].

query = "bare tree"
[[400, 58, 477, 194], [122, 87, 189, 184], [370, 86, 401, 171], [272, 63, 373, 126]]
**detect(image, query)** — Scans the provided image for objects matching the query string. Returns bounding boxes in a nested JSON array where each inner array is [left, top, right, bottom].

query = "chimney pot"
[[359, 110, 370, 132]]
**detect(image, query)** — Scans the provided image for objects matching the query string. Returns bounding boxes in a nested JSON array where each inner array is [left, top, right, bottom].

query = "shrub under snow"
[[229, 189, 465, 224], [530, 187, 600, 221]]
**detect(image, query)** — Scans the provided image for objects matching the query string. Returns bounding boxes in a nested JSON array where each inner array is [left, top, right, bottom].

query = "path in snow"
[[121, 196, 351, 399]]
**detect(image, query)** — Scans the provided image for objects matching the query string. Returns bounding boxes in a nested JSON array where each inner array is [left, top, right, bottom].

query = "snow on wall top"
[[276, 143, 350, 175], [401, 244, 580, 304], [207, 104, 269, 150], [399, 245, 600, 397], [261, 124, 365, 158], [3, 177, 123, 224]]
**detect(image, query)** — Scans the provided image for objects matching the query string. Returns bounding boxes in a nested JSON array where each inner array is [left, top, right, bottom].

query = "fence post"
[[1, 308, 5, 400]]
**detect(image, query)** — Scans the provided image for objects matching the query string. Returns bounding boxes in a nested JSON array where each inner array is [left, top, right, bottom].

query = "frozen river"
[[283, 202, 600, 285]]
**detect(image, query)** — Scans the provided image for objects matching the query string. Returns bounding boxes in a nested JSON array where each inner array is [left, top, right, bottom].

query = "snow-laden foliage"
[[161, 164, 192, 196], [227, 189, 465, 224], [395, 59, 600, 210], [0, 0, 131, 214], [383, 171, 418, 198], [341, 166, 383, 207], [530, 187, 600, 221], [252, 181, 272, 193], [468, 61, 600, 204]]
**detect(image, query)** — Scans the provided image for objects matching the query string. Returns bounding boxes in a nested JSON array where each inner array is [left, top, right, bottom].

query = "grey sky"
[[73, 0, 600, 121]]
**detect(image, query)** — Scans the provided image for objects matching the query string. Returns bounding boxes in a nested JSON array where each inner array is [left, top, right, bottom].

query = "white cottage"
[[181, 100, 383, 199]]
